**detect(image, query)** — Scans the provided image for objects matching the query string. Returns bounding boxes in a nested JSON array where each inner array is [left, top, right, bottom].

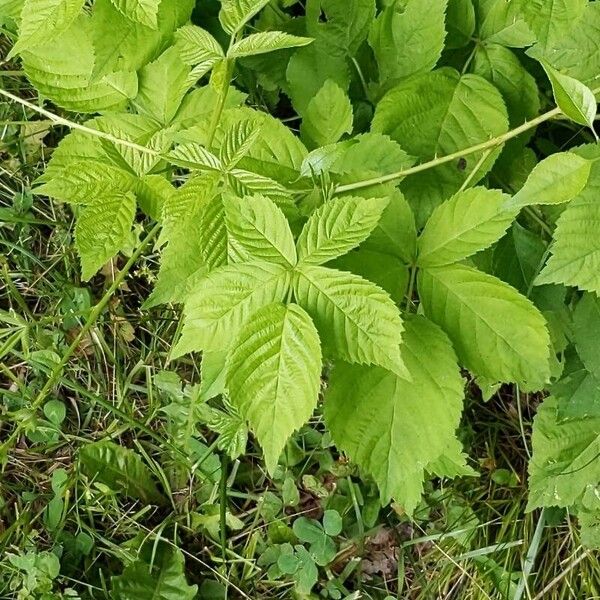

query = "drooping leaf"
[[296, 196, 389, 266], [294, 265, 407, 377], [75, 192, 137, 281], [228, 31, 313, 58], [227, 303, 322, 474], [372, 69, 509, 226], [368, 0, 448, 86], [172, 261, 291, 357], [541, 61, 597, 131], [417, 187, 516, 268], [300, 80, 353, 149], [419, 263, 551, 389], [111, 544, 197, 600], [79, 441, 164, 504], [505, 152, 592, 209], [223, 194, 297, 267], [325, 316, 465, 511]]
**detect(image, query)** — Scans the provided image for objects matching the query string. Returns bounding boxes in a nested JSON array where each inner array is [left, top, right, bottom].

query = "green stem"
[[207, 59, 235, 148], [404, 265, 418, 313], [0, 222, 161, 458]]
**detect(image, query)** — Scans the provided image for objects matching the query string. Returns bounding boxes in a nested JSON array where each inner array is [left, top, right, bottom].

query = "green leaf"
[[175, 24, 224, 64], [11, 0, 85, 55], [541, 61, 597, 131], [219, 0, 270, 34], [325, 316, 465, 510], [553, 364, 600, 421], [79, 441, 164, 504], [228, 31, 312, 58], [419, 263, 551, 389], [110, 0, 160, 29], [472, 43, 540, 127], [297, 196, 389, 266], [446, 0, 476, 49], [294, 265, 407, 377], [34, 161, 136, 204], [173, 261, 291, 357], [417, 187, 516, 268], [111, 545, 197, 600], [300, 80, 353, 148], [536, 146, 600, 293], [528, 396, 600, 510], [223, 194, 297, 267], [477, 0, 535, 47], [368, 0, 448, 86], [518, 0, 586, 51], [134, 47, 191, 125], [506, 152, 592, 209], [372, 69, 509, 227], [227, 303, 322, 474], [75, 192, 136, 281], [573, 293, 600, 378], [220, 117, 261, 170]]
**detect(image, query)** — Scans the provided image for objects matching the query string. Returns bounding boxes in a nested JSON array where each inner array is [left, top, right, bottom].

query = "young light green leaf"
[[506, 152, 591, 209], [325, 316, 465, 510], [300, 80, 353, 149], [228, 31, 313, 58], [297, 196, 389, 266], [175, 24, 224, 64], [528, 396, 600, 511], [368, 0, 448, 85], [168, 143, 222, 171], [110, 0, 160, 28], [79, 441, 164, 504], [172, 261, 291, 357], [294, 265, 407, 377], [220, 118, 261, 170], [417, 187, 517, 268], [219, 0, 270, 34], [223, 194, 297, 267], [75, 192, 136, 281], [542, 61, 598, 131], [111, 545, 197, 600], [419, 263, 551, 390], [227, 303, 322, 474], [10, 0, 85, 55]]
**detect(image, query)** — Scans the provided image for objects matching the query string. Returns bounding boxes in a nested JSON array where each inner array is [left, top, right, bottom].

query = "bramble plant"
[[2, 0, 600, 593]]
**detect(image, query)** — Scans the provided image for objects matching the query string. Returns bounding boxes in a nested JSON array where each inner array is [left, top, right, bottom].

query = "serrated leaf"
[[34, 161, 136, 204], [419, 263, 551, 389], [446, 0, 476, 49], [175, 24, 224, 64], [11, 0, 85, 55], [541, 61, 597, 131], [294, 265, 407, 377], [506, 152, 591, 209], [300, 80, 353, 148], [297, 196, 389, 266], [536, 146, 600, 293], [227, 303, 322, 474], [110, 0, 160, 28], [325, 316, 465, 510], [477, 0, 535, 47], [227, 168, 293, 210], [168, 143, 222, 171], [75, 192, 136, 281], [368, 0, 448, 86], [111, 545, 197, 600], [79, 441, 164, 504], [573, 293, 600, 378], [228, 31, 312, 58], [134, 47, 191, 125], [220, 118, 261, 170], [219, 0, 270, 34], [417, 187, 516, 268], [223, 194, 297, 267], [173, 261, 291, 357], [528, 396, 600, 510], [372, 69, 509, 227]]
